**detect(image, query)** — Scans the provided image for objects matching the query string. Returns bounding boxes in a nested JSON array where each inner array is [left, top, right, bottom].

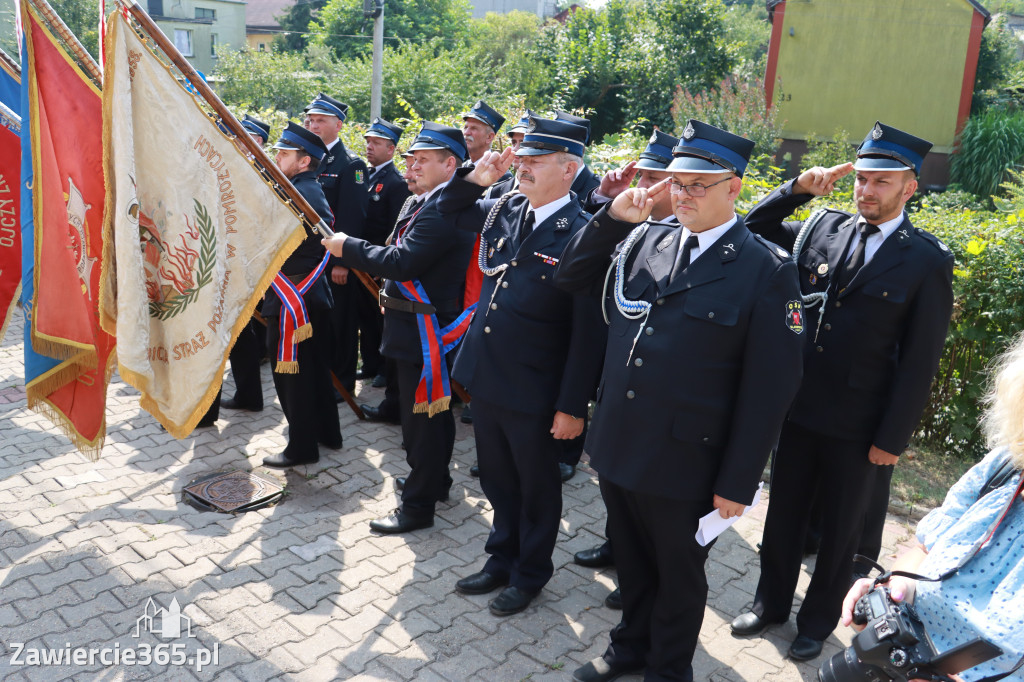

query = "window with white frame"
[[174, 29, 193, 56]]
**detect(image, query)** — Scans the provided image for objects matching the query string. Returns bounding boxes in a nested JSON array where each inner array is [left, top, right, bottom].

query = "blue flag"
[[0, 48, 18, 113]]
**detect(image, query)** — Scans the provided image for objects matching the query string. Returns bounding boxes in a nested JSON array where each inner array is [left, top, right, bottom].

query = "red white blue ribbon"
[[394, 279, 476, 416], [269, 252, 331, 373]]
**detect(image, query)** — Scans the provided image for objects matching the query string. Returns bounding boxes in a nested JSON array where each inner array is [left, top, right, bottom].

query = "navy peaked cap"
[[272, 121, 329, 161], [636, 129, 679, 171], [365, 117, 403, 145], [668, 119, 754, 177], [516, 115, 588, 158], [461, 100, 505, 133], [554, 110, 592, 145], [507, 109, 534, 137], [306, 92, 349, 121], [241, 114, 271, 144], [408, 121, 468, 162], [855, 122, 932, 175]]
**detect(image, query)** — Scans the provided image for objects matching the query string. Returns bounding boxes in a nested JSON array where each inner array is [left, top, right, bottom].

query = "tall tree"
[[309, 0, 472, 58]]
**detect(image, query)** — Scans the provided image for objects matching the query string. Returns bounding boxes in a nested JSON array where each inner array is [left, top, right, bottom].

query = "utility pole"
[[364, 0, 384, 120]]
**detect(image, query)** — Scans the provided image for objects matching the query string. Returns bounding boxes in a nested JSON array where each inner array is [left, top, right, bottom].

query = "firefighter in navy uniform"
[[571, 129, 681, 603], [436, 116, 605, 617], [261, 122, 343, 468], [357, 118, 410, 388], [461, 99, 505, 165], [483, 110, 532, 200], [304, 92, 368, 393], [730, 123, 954, 662], [555, 120, 804, 682], [322, 123, 476, 533]]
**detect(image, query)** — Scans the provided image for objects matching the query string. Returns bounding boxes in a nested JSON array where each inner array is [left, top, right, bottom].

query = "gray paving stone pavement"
[[0, 312, 921, 681]]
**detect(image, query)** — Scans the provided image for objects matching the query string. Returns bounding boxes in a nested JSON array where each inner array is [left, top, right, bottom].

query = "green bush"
[[950, 107, 1024, 201]]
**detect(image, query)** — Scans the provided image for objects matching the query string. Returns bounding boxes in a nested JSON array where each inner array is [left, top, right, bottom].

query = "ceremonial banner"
[[0, 47, 19, 110], [21, 0, 114, 458], [0, 102, 20, 342], [102, 11, 305, 436]]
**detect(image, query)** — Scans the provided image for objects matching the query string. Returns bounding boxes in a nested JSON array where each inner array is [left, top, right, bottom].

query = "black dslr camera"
[[818, 586, 1002, 682]]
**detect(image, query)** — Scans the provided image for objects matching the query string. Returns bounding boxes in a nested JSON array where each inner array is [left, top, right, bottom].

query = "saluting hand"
[[467, 148, 515, 188], [793, 163, 854, 197], [550, 411, 584, 440], [606, 177, 670, 224], [598, 160, 639, 200]]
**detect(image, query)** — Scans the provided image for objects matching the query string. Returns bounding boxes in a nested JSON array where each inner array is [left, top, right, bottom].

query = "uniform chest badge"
[[371, 194, 381, 201], [556, 217, 569, 230], [354, 170, 365, 184], [786, 300, 805, 334], [376, 183, 384, 192], [809, 273, 818, 285], [817, 263, 829, 275], [534, 251, 559, 265], [488, 247, 495, 258]]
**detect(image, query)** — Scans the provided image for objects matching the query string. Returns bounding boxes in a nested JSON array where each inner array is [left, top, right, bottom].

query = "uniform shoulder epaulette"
[[346, 149, 362, 163], [751, 233, 791, 261], [914, 227, 952, 254]]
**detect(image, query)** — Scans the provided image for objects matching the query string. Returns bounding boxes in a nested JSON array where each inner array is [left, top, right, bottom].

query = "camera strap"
[[853, 462, 1024, 682]]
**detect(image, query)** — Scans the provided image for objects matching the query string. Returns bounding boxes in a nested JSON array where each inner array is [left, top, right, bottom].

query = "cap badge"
[[872, 123, 883, 141], [817, 263, 829, 275], [649, 132, 659, 145], [683, 122, 695, 140]]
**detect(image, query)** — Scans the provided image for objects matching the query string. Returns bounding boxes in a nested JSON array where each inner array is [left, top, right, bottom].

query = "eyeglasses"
[[669, 177, 732, 197]]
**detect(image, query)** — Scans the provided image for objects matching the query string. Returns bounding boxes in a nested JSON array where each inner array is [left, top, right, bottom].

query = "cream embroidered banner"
[[101, 11, 304, 437]]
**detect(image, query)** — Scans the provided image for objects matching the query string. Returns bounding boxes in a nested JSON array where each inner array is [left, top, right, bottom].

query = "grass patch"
[[891, 445, 977, 512]]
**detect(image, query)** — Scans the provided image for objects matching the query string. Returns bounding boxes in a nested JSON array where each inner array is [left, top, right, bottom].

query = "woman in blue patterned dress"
[[840, 332, 1024, 682]]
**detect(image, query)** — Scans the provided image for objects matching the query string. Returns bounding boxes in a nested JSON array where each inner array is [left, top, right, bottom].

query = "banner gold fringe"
[[275, 360, 299, 374], [293, 322, 312, 344]]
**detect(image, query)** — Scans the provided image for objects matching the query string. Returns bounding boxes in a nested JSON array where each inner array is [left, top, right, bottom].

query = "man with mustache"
[[730, 122, 954, 663], [438, 115, 605, 617]]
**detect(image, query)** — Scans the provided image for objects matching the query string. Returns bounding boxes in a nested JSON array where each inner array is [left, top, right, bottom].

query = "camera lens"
[[819, 647, 891, 682]]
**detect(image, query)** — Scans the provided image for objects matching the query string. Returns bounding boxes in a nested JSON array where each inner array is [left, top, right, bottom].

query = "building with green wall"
[[765, 0, 990, 186], [146, 0, 245, 75]]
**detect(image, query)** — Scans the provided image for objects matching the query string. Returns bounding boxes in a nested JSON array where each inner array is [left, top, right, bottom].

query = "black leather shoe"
[[604, 588, 622, 610], [469, 464, 480, 477], [460, 404, 473, 424], [572, 657, 643, 682], [574, 543, 614, 568], [262, 452, 318, 469], [361, 403, 400, 424], [221, 397, 262, 412], [371, 374, 387, 388], [395, 477, 450, 502], [488, 586, 536, 616], [730, 611, 786, 636], [788, 635, 824, 661], [369, 509, 433, 534], [455, 571, 508, 595], [559, 463, 576, 482]]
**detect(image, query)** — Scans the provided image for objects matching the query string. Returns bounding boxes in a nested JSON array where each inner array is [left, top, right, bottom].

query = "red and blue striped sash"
[[393, 279, 476, 416], [269, 252, 331, 374]]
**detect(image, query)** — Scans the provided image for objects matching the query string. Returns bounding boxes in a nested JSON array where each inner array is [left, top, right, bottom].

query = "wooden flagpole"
[[0, 47, 19, 76], [25, 0, 103, 83]]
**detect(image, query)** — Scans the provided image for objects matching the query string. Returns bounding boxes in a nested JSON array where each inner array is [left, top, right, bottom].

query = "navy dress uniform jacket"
[[570, 166, 600, 208], [555, 206, 805, 505], [437, 170, 606, 418], [483, 171, 515, 200], [263, 170, 334, 318], [319, 140, 368, 266], [744, 179, 954, 455], [336, 189, 477, 364], [365, 162, 410, 246]]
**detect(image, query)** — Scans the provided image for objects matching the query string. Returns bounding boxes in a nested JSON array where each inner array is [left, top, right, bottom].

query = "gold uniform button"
[[501, 281, 509, 288], [645, 327, 654, 336], [656, 298, 665, 305], [490, 303, 497, 310], [816, 346, 824, 352], [484, 326, 491, 334], [511, 260, 518, 267], [835, 301, 842, 308], [708, 312, 715, 319], [626, 390, 635, 399], [824, 323, 832, 331], [634, 358, 643, 367]]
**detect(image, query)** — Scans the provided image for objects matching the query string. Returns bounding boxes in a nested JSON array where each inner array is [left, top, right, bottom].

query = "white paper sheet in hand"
[[695, 482, 764, 547]]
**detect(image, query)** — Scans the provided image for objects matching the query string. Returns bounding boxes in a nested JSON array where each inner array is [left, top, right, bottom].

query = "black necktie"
[[520, 210, 535, 240], [670, 234, 700, 282], [839, 222, 881, 289]]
